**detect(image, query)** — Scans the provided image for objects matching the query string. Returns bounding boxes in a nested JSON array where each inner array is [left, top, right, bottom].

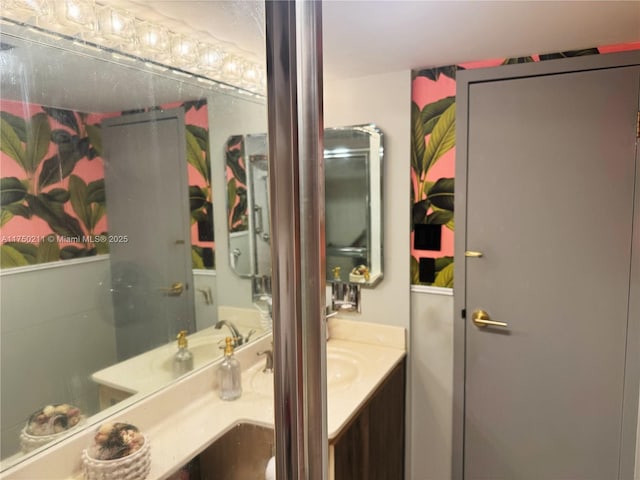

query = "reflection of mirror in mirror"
[[0, 22, 268, 469], [225, 134, 270, 290], [325, 125, 383, 286], [226, 125, 384, 289]]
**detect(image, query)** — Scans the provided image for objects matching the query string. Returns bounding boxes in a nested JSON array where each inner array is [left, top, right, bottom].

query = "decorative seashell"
[[25, 403, 83, 436], [92, 422, 143, 460]]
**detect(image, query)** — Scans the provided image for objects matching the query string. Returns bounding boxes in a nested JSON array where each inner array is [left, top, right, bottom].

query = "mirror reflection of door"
[[102, 109, 196, 360]]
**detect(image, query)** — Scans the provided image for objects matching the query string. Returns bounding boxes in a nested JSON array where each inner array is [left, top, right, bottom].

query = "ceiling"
[[116, 0, 640, 79], [1, 1, 638, 112]]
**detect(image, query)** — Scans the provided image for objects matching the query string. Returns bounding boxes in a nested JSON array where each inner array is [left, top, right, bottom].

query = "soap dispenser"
[[217, 337, 242, 401], [172, 330, 194, 378]]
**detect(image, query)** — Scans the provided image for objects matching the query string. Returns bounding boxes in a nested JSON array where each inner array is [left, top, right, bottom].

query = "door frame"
[[453, 50, 640, 479]]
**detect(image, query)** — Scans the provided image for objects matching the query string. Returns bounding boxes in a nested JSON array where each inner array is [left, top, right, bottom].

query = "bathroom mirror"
[[225, 125, 384, 289], [0, 21, 268, 469]]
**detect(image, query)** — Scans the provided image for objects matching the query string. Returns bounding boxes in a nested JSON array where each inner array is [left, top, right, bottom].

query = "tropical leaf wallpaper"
[[178, 100, 215, 270], [410, 42, 640, 287], [0, 101, 107, 268], [225, 135, 248, 234], [0, 99, 213, 270]]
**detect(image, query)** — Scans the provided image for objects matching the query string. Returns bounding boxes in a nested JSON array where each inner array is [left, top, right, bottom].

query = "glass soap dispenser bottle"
[[217, 337, 242, 401], [172, 330, 194, 378]]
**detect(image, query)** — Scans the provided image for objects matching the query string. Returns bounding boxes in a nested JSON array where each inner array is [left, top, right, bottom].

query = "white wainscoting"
[[0, 257, 117, 458]]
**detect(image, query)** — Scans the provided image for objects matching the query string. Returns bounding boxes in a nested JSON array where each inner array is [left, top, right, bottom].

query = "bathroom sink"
[[248, 344, 363, 396], [154, 335, 227, 373], [325, 346, 362, 390]]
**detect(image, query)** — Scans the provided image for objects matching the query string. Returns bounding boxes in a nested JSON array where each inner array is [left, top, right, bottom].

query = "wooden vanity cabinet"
[[97, 384, 133, 410], [331, 359, 406, 480], [185, 358, 405, 480]]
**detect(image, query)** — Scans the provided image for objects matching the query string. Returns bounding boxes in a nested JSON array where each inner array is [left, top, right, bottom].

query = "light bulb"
[[243, 65, 257, 81], [58, 0, 95, 28], [67, 3, 80, 20], [135, 20, 169, 56], [96, 6, 134, 42], [3, 0, 51, 22], [222, 57, 243, 80], [199, 45, 225, 72], [170, 34, 198, 67]]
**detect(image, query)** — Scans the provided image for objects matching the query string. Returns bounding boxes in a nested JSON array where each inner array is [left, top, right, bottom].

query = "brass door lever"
[[472, 309, 508, 328], [160, 282, 184, 296]]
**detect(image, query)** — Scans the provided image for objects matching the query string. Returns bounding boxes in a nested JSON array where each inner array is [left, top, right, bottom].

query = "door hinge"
[[637, 111, 640, 138]]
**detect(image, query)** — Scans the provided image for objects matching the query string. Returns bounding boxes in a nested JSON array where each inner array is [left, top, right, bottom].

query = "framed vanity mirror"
[[0, 20, 268, 470], [225, 125, 384, 290]]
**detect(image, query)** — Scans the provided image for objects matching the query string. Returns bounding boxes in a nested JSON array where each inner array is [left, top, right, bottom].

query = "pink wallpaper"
[[410, 41, 640, 287], [1, 99, 213, 269], [224, 135, 248, 234], [1, 100, 108, 266], [162, 101, 215, 269]]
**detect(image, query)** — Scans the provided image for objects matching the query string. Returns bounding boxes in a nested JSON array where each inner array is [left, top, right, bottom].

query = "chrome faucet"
[[214, 320, 254, 347]]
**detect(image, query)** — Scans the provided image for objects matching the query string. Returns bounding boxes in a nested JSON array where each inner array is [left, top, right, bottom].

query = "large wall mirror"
[[225, 125, 384, 291], [0, 20, 268, 470]]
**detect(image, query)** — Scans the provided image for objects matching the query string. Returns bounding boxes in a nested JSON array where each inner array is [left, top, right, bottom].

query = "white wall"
[[192, 270, 218, 331], [324, 70, 411, 329], [324, 70, 413, 476], [0, 258, 117, 459], [410, 289, 454, 479], [208, 92, 268, 310]]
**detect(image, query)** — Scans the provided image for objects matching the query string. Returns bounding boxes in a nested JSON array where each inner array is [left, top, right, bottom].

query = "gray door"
[[460, 64, 639, 478], [102, 109, 195, 360]]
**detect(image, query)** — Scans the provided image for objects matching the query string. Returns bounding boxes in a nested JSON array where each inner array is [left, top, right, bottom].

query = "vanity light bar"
[[1, 0, 266, 94]]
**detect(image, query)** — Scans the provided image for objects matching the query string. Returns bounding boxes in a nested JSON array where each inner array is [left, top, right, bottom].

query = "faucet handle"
[[257, 350, 274, 372]]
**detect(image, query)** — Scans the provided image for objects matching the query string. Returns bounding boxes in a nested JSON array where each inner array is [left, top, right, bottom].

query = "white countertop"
[[0, 318, 405, 480], [90, 326, 258, 394], [92, 306, 267, 395]]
